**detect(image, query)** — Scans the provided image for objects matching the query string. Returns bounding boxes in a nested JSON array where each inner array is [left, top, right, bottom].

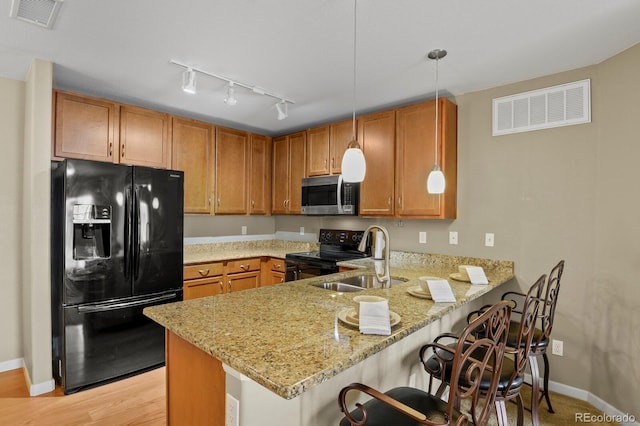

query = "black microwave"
[[301, 175, 359, 215]]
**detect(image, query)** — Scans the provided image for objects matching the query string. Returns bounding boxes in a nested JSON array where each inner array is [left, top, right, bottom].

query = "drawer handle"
[[240, 264, 249, 271], [197, 269, 210, 276], [228, 280, 232, 291], [274, 264, 281, 269], [218, 281, 224, 292]]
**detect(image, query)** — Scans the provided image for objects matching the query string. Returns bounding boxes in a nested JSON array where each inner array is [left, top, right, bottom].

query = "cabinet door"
[[120, 105, 171, 168], [172, 117, 214, 214], [227, 271, 260, 293], [184, 277, 224, 300], [287, 131, 307, 213], [215, 127, 249, 214], [330, 119, 355, 175], [271, 136, 289, 214], [358, 110, 396, 216], [306, 125, 330, 176], [249, 134, 271, 215], [395, 101, 440, 216], [264, 271, 285, 286], [54, 91, 119, 162]]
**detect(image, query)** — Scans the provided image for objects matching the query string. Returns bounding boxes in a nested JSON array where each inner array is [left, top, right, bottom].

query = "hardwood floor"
[[0, 368, 166, 425]]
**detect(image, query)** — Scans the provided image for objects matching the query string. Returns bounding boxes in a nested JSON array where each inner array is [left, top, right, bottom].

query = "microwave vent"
[[493, 79, 591, 136]]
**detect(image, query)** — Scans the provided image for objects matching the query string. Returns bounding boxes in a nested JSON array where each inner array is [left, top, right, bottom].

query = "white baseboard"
[[0, 357, 24, 373], [1, 358, 55, 396], [525, 373, 639, 425]]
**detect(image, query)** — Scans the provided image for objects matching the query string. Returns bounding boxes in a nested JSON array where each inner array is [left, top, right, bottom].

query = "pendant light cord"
[[434, 54, 439, 167], [352, 0, 358, 142]]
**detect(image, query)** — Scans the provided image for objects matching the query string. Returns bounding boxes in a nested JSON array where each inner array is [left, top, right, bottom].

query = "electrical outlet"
[[449, 231, 458, 245], [485, 233, 494, 247], [419, 231, 427, 244], [552, 339, 563, 356], [226, 394, 239, 426], [299, 226, 304, 235], [241, 226, 247, 235]]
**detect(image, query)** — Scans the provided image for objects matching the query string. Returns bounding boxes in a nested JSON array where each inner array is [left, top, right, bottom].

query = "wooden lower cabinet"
[[184, 258, 261, 299], [166, 331, 225, 426]]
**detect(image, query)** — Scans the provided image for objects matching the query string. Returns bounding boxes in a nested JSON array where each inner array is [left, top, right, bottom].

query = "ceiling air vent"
[[10, 0, 63, 29], [492, 79, 591, 136]]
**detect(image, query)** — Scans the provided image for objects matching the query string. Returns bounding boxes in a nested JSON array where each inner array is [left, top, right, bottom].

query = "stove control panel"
[[319, 229, 364, 245]]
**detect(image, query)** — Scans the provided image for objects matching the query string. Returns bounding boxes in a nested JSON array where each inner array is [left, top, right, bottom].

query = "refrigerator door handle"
[[133, 185, 141, 280], [76, 293, 178, 314], [124, 185, 133, 280]]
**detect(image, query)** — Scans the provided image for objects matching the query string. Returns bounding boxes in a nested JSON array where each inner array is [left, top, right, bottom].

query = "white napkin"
[[358, 300, 391, 336], [427, 279, 457, 303], [465, 266, 489, 285]]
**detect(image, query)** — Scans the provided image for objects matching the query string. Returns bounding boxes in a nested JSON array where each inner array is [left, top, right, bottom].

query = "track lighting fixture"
[[170, 60, 295, 118], [224, 82, 238, 106], [182, 68, 196, 94], [276, 100, 288, 120]]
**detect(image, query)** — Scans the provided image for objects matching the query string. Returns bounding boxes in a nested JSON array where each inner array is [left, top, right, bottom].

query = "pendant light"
[[341, 0, 366, 183], [426, 49, 446, 194]]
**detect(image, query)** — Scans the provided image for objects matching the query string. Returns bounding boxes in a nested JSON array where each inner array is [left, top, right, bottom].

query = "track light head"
[[276, 100, 288, 120], [182, 68, 196, 94], [224, 82, 238, 106]]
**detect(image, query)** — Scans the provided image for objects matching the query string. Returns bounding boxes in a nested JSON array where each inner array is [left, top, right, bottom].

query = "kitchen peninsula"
[[144, 253, 514, 425]]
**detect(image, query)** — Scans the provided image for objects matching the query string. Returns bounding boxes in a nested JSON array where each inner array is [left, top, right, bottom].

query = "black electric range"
[[285, 229, 370, 281]]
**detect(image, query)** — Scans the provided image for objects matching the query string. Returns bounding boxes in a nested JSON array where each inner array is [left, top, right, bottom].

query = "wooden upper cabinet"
[[249, 134, 271, 215], [54, 90, 119, 162], [272, 131, 306, 214], [306, 119, 355, 176], [287, 131, 307, 213], [171, 117, 214, 214], [306, 125, 330, 176], [330, 119, 355, 175], [215, 127, 249, 214], [272, 136, 289, 214], [120, 105, 171, 168], [358, 110, 396, 217], [395, 98, 457, 219]]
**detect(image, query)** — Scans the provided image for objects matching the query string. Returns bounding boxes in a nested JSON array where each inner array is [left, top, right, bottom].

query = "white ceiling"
[[2, 0, 639, 136]]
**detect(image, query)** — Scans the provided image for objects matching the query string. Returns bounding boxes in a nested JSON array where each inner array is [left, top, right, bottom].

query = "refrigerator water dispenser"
[[72, 204, 111, 259]]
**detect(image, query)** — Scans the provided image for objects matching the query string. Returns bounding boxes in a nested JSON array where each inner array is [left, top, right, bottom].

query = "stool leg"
[[495, 399, 508, 426], [528, 353, 541, 426], [542, 352, 555, 413], [516, 393, 527, 426]]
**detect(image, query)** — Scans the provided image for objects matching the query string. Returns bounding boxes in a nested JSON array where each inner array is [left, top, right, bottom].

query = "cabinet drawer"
[[226, 258, 261, 274], [269, 258, 285, 272], [184, 262, 224, 280]]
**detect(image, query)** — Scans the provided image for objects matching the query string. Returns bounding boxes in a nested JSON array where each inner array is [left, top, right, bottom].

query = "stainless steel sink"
[[312, 274, 408, 292]]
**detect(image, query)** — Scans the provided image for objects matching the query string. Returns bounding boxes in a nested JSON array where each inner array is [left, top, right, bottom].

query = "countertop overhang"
[[145, 253, 514, 399]]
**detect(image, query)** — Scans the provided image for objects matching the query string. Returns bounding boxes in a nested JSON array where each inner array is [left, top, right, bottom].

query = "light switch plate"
[[419, 232, 427, 244], [300, 226, 305, 235], [449, 231, 458, 245]]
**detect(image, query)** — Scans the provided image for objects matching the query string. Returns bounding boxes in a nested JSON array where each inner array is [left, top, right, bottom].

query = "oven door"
[[285, 258, 338, 282]]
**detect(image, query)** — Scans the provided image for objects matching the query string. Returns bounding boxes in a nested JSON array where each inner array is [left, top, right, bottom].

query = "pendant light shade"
[[427, 164, 445, 193], [341, 0, 366, 183], [427, 49, 447, 194], [342, 143, 366, 182]]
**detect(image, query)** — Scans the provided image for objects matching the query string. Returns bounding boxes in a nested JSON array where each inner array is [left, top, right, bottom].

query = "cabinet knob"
[[218, 281, 224, 292], [240, 264, 248, 271], [331, 158, 335, 168], [121, 144, 125, 156], [387, 196, 391, 207], [324, 158, 327, 167], [109, 142, 113, 157], [228, 280, 232, 291], [251, 200, 255, 209], [217, 198, 221, 207], [197, 269, 210, 276], [398, 196, 401, 207]]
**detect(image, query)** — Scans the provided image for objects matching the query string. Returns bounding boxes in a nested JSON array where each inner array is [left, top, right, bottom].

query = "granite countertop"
[[145, 251, 514, 400], [183, 240, 319, 264]]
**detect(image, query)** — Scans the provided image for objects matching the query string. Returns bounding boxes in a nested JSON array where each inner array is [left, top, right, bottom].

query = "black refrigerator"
[[51, 158, 184, 394]]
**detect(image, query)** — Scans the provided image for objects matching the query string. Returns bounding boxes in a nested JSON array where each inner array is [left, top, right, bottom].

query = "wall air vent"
[[10, 0, 63, 29], [492, 79, 591, 136]]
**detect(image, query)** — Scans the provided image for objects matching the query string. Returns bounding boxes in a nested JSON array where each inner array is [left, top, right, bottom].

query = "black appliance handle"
[[133, 185, 141, 280], [77, 293, 178, 314], [337, 174, 343, 212], [124, 185, 133, 280]]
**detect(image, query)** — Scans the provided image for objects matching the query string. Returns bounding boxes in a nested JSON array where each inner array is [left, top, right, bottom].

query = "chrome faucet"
[[358, 225, 391, 288]]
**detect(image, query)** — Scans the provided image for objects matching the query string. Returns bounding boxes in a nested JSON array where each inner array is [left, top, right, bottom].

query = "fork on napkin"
[[359, 300, 391, 336]]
